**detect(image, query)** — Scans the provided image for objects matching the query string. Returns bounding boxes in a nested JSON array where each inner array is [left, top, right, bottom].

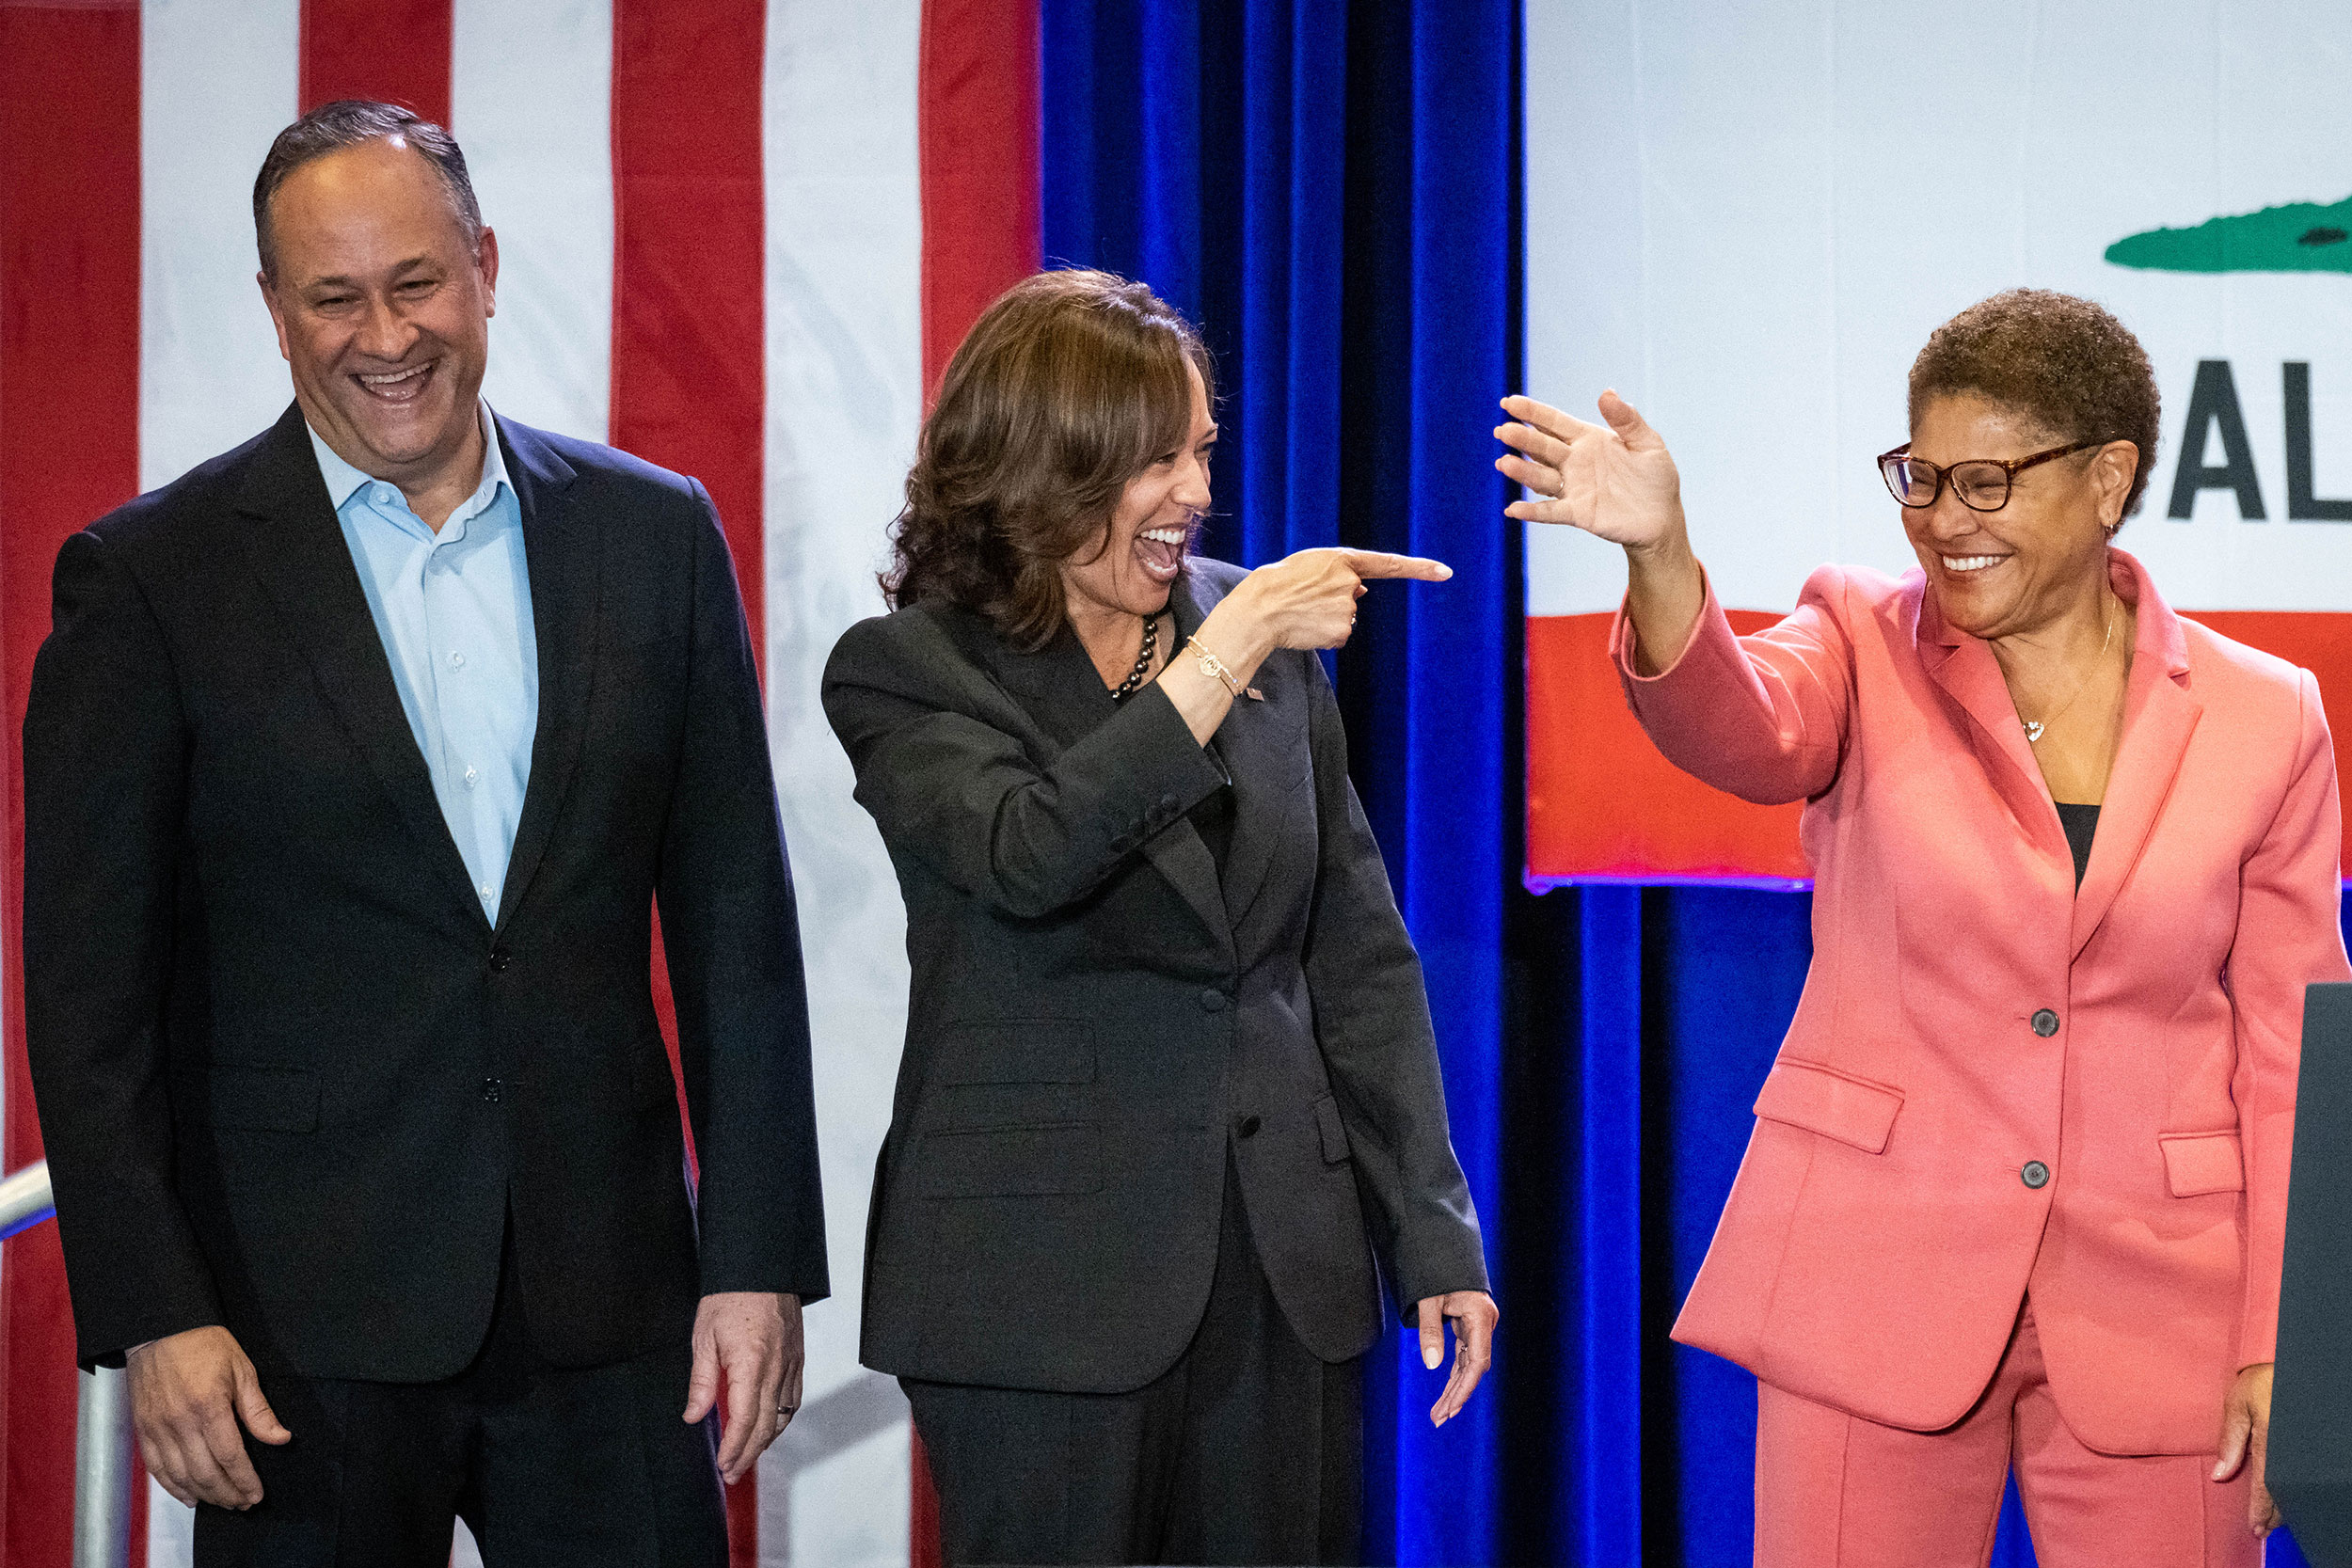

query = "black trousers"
[[194, 1227, 727, 1568], [903, 1160, 1363, 1567]]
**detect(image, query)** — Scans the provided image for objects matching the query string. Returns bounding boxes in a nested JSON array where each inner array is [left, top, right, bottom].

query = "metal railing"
[[0, 1161, 134, 1568], [0, 1158, 55, 1238]]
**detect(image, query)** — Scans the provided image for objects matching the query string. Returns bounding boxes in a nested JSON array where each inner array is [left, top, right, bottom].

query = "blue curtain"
[[1035, 5, 2323, 1564]]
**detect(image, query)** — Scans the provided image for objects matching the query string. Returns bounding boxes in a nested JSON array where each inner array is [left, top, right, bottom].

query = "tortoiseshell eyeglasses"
[[1877, 439, 2106, 513]]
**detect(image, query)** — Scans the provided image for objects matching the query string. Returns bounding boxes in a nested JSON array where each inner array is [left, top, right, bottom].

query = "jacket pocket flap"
[[936, 1020, 1095, 1085], [1313, 1095, 1351, 1164], [1753, 1059, 1902, 1154], [2159, 1131, 2245, 1196], [183, 1068, 320, 1132], [914, 1122, 1100, 1197]]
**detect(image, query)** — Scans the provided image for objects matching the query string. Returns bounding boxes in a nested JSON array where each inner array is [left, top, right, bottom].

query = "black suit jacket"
[[822, 559, 1487, 1392], [24, 404, 828, 1380]]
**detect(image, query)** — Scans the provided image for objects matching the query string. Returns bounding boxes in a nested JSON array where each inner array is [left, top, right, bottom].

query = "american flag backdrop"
[[0, 2, 1038, 1563]]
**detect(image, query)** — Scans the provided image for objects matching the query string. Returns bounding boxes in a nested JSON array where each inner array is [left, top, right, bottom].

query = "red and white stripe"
[[0, 4, 1040, 1564]]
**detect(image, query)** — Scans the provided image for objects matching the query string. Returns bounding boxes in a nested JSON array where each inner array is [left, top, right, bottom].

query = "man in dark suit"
[[23, 100, 825, 1565]]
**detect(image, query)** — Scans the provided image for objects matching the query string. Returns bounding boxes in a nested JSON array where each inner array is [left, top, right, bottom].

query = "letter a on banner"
[[2169, 359, 2267, 520]]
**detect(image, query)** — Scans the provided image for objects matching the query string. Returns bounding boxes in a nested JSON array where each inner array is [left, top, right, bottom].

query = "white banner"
[[1525, 0, 2352, 617]]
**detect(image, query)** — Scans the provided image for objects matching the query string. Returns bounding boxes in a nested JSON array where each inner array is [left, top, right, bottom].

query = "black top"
[[2056, 801, 2101, 889]]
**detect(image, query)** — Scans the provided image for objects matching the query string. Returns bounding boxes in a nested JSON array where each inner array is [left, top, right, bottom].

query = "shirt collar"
[[305, 404, 512, 520]]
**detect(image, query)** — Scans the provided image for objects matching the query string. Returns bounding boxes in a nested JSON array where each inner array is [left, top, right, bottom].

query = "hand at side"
[[1416, 1291, 1499, 1427], [2214, 1361, 2279, 1538], [684, 1291, 804, 1485], [126, 1325, 292, 1510]]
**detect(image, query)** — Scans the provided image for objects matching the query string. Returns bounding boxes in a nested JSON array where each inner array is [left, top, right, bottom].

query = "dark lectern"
[[2271, 982, 2352, 1563]]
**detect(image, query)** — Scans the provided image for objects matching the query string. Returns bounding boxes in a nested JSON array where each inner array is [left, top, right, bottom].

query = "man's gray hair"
[[252, 100, 483, 281]]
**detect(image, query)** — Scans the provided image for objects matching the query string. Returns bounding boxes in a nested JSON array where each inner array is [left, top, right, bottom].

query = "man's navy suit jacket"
[[24, 403, 827, 1380]]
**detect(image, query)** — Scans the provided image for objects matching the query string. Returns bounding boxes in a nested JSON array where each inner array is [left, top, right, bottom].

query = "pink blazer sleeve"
[[2232, 667, 2350, 1367], [1610, 564, 1856, 805]]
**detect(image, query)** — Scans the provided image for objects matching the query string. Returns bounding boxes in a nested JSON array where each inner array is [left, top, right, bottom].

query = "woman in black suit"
[[822, 270, 1497, 1567]]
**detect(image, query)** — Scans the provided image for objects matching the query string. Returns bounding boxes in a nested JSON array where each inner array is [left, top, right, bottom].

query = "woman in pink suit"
[[1496, 290, 2350, 1567]]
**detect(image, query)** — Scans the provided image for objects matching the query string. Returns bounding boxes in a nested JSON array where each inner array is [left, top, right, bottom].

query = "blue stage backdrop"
[[1035, 4, 2328, 1565]]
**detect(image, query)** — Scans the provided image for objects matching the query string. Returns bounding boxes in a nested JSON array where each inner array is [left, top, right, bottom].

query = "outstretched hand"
[[1229, 546, 1453, 654], [1495, 391, 1686, 555]]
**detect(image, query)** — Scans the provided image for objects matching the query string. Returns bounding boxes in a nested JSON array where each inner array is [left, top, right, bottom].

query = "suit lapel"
[[492, 418, 596, 933], [2070, 554, 2201, 959], [1173, 572, 1283, 930], [232, 403, 487, 927], [990, 603, 1233, 959]]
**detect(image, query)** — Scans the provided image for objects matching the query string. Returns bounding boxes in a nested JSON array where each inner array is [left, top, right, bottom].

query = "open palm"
[[1495, 390, 1684, 551]]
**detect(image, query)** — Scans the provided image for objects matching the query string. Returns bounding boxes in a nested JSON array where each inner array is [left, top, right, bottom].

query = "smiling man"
[[22, 100, 826, 1566]]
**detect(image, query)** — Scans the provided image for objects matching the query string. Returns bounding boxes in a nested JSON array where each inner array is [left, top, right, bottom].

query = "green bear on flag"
[[2108, 197, 2352, 273]]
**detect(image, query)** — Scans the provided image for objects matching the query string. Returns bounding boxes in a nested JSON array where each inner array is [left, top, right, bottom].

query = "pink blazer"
[[1617, 549, 2349, 1453]]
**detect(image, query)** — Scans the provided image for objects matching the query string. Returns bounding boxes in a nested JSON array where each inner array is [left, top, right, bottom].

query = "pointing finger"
[[1343, 551, 1453, 581]]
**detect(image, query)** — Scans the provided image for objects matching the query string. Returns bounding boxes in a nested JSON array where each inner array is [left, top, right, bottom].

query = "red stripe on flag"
[[919, 0, 1041, 398], [610, 7, 767, 1561], [0, 6, 146, 1566], [298, 0, 453, 125], [910, 7, 1041, 1561], [610, 0, 767, 652], [1528, 608, 2352, 882]]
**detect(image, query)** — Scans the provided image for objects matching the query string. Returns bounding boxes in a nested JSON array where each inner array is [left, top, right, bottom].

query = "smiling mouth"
[[354, 361, 434, 405], [1942, 554, 2009, 574], [1136, 523, 1189, 583]]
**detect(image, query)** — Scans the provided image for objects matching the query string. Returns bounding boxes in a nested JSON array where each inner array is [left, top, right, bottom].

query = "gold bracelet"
[[1185, 635, 1246, 698]]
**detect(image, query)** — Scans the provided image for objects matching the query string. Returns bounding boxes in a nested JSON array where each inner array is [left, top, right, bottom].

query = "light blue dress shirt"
[[309, 408, 538, 924]]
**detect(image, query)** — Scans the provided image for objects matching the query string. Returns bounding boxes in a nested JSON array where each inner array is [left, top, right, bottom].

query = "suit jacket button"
[[2030, 1008, 2059, 1037], [1237, 1115, 1262, 1139], [482, 1077, 503, 1104], [1200, 989, 1228, 1013], [2021, 1160, 2050, 1189], [1159, 793, 1180, 814], [489, 947, 513, 974]]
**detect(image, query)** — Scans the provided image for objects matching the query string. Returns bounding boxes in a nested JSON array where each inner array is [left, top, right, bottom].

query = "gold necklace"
[[2018, 600, 2119, 744]]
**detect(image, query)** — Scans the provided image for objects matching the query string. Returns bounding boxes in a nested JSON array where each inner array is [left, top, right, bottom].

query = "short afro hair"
[[1908, 289, 2162, 521]]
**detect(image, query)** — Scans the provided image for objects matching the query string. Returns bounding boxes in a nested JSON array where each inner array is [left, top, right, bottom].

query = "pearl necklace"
[[1109, 613, 1159, 703]]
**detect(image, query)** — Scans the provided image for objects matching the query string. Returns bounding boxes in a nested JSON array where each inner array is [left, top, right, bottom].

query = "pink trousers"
[[1754, 1303, 2260, 1568]]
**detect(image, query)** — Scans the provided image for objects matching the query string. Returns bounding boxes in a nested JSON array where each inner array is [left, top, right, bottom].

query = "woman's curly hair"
[[884, 270, 1214, 647], [1910, 288, 2162, 523]]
